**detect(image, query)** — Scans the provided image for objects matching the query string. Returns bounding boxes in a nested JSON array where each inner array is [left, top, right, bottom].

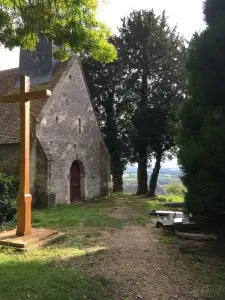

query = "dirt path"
[[74, 201, 203, 300]]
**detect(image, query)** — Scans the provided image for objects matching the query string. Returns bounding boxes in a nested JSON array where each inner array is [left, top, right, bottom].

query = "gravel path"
[[75, 223, 203, 300], [95, 225, 200, 300]]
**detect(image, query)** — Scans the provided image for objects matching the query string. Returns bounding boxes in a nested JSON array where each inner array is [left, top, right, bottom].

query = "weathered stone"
[[0, 228, 65, 251], [0, 40, 111, 206]]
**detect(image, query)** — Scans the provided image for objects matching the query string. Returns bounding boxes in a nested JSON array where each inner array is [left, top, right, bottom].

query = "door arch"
[[70, 160, 85, 202]]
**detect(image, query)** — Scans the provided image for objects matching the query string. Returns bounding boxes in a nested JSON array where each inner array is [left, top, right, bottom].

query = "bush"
[[164, 181, 186, 197], [0, 173, 19, 225], [177, 1, 225, 215], [165, 195, 184, 203]]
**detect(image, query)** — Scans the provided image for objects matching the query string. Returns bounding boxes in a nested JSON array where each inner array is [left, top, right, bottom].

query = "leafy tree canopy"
[[81, 36, 131, 191], [0, 0, 117, 62], [178, 1, 225, 215], [118, 10, 186, 195], [204, 0, 225, 26]]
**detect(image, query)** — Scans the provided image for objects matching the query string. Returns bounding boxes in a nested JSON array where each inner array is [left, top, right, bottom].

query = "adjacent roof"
[[0, 61, 69, 144], [155, 184, 168, 196], [124, 183, 167, 196]]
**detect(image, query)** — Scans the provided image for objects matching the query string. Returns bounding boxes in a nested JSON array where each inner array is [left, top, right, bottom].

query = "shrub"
[[0, 173, 19, 225], [164, 181, 186, 197], [178, 0, 225, 215], [165, 195, 184, 203]]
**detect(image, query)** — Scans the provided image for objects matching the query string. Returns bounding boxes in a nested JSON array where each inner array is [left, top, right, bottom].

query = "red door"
[[70, 161, 81, 202]]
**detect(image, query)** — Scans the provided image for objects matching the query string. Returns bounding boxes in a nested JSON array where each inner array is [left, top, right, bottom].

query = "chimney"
[[16, 36, 59, 87]]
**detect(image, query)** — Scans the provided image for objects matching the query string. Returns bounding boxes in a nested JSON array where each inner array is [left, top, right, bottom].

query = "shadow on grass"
[[0, 245, 114, 300], [155, 227, 225, 299], [180, 247, 225, 300], [157, 229, 177, 245]]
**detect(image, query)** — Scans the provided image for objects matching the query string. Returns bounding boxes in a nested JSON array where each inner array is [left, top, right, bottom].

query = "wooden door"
[[70, 161, 81, 202]]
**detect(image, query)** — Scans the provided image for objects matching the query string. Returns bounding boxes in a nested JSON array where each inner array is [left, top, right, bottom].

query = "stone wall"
[[36, 57, 110, 204], [0, 143, 19, 176], [35, 140, 56, 207], [0, 141, 36, 189], [100, 140, 111, 197]]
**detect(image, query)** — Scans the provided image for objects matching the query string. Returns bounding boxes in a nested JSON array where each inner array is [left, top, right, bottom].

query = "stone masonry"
[[0, 38, 111, 207]]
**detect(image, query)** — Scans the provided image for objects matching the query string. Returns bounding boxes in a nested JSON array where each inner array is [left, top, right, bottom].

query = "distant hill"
[[125, 166, 180, 173], [123, 167, 181, 189]]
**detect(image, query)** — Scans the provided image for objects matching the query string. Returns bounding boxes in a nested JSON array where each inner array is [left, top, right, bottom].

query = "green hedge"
[[0, 173, 19, 225]]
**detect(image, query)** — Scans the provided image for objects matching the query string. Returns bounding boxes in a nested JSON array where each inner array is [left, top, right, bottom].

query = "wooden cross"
[[0, 75, 51, 236]]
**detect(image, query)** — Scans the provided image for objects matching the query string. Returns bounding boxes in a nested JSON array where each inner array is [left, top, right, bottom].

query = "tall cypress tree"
[[81, 37, 131, 192], [178, 0, 225, 214], [119, 10, 186, 195]]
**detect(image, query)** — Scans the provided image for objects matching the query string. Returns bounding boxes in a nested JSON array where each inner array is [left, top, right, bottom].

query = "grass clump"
[[164, 181, 186, 197], [165, 194, 184, 203]]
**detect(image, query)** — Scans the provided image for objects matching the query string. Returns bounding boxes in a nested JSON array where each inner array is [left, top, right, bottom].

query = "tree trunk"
[[136, 146, 148, 195], [104, 92, 125, 194], [112, 174, 123, 192], [148, 152, 162, 197]]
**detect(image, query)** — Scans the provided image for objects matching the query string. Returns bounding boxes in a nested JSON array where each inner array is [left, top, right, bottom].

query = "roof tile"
[[0, 61, 69, 144]]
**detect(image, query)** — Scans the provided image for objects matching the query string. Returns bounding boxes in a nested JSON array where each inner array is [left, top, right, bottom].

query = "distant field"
[[123, 168, 181, 187]]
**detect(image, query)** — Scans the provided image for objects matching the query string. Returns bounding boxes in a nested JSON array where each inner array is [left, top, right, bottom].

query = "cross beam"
[[0, 75, 51, 236], [0, 89, 51, 104]]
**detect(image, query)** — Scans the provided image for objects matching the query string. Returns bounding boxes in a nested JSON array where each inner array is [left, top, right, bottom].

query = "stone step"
[[0, 228, 66, 251]]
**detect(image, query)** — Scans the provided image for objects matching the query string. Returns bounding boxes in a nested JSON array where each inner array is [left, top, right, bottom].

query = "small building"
[[0, 37, 111, 207]]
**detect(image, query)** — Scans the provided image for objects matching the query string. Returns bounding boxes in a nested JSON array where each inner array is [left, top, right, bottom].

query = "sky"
[[0, 0, 206, 168]]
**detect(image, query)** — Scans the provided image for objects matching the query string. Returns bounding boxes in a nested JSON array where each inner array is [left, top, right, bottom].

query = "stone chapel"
[[0, 37, 111, 207]]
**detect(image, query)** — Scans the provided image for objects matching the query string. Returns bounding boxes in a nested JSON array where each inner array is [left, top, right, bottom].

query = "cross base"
[[0, 228, 66, 251], [16, 194, 32, 236]]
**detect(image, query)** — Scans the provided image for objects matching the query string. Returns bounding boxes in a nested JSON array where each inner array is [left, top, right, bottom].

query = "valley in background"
[[123, 166, 181, 194]]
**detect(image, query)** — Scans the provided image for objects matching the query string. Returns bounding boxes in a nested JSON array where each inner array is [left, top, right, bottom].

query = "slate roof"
[[123, 183, 167, 196], [155, 184, 167, 196], [0, 61, 69, 144]]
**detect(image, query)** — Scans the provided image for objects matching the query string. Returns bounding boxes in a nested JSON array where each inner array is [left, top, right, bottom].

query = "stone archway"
[[70, 160, 85, 202]]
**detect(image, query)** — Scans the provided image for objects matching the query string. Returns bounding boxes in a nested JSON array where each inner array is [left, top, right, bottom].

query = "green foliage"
[[119, 9, 186, 153], [82, 9, 186, 195], [178, 2, 225, 215], [204, 0, 225, 26], [118, 9, 186, 194], [0, 173, 18, 225], [0, 0, 117, 63], [81, 36, 130, 192], [165, 194, 184, 203], [164, 181, 186, 197]]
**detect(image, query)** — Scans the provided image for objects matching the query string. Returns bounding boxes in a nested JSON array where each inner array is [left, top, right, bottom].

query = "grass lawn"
[[164, 194, 184, 202], [0, 197, 122, 300], [0, 194, 154, 300], [1, 193, 225, 299]]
